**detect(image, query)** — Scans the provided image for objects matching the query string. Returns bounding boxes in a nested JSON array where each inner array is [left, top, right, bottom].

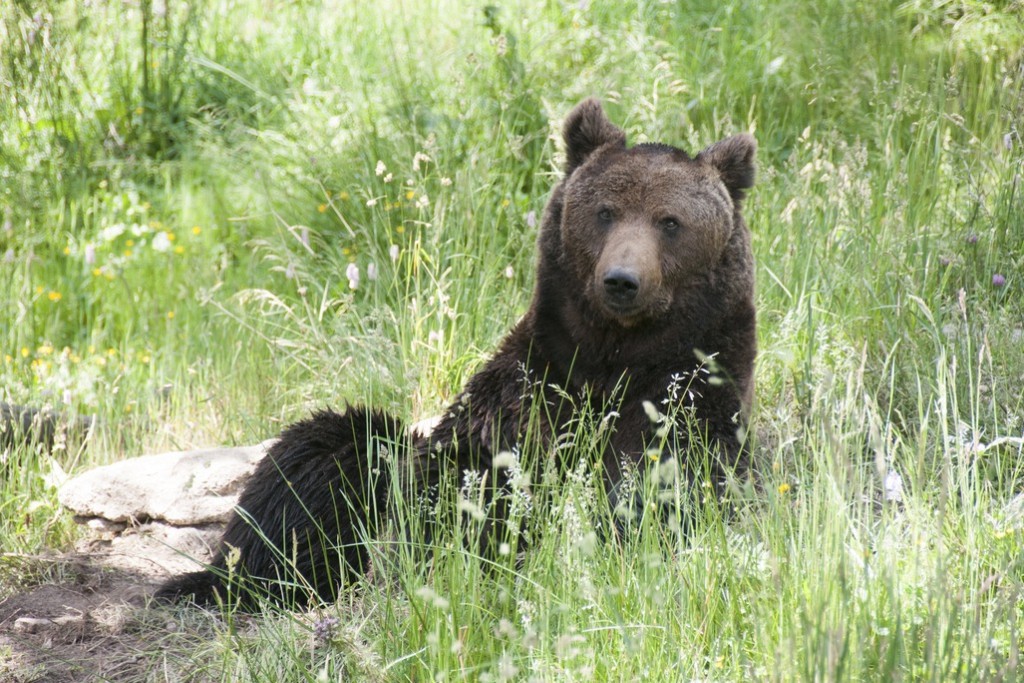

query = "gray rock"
[[74, 520, 228, 577], [58, 441, 274, 527]]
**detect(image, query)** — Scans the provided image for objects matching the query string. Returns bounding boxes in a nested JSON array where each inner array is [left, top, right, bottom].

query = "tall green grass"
[[1, 0, 1022, 679]]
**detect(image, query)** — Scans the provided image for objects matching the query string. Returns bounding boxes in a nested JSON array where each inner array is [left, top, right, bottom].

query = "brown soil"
[[0, 526, 222, 683]]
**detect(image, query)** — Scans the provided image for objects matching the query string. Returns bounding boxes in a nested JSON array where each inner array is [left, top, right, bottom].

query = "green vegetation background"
[[1, 0, 1022, 680]]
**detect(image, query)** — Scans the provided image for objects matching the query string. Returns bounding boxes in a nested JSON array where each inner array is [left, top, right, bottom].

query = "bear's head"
[[557, 99, 756, 327]]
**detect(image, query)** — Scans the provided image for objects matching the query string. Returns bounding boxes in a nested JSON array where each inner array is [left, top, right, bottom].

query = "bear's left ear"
[[697, 134, 757, 202], [563, 98, 627, 174]]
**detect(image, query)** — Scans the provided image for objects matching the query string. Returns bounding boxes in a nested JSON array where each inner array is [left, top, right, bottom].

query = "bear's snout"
[[602, 267, 641, 304], [592, 222, 664, 322]]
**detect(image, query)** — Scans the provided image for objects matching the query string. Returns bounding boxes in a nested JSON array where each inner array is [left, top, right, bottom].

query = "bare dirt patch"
[[0, 526, 221, 682]]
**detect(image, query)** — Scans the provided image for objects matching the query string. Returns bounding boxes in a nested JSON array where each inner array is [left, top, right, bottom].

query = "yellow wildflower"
[[777, 483, 791, 495], [47, 291, 62, 302], [192, 226, 202, 235]]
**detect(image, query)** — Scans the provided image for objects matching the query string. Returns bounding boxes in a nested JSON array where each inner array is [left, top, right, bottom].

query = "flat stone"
[[58, 441, 274, 526], [73, 520, 226, 577], [13, 617, 56, 634]]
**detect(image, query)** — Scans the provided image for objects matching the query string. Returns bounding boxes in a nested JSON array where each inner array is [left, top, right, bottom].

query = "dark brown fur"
[[157, 99, 757, 607]]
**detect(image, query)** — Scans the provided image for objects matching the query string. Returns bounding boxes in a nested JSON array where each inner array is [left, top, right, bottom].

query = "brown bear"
[[157, 99, 757, 607]]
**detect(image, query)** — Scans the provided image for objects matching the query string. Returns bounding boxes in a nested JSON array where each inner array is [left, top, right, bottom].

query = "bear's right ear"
[[563, 98, 626, 174]]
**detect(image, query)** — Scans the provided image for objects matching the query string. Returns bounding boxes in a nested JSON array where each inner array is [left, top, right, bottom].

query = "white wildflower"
[[497, 653, 518, 681], [413, 152, 431, 171], [458, 498, 486, 522], [346, 262, 359, 290], [884, 470, 903, 502], [765, 56, 785, 76], [99, 223, 126, 242], [414, 585, 450, 610], [642, 400, 664, 423], [493, 451, 518, 469], [151, 231, 172, 252]]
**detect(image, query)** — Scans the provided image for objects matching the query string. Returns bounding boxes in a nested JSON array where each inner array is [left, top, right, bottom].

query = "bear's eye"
[[660, 217, 682, 233], [597, 208, 614, 224]]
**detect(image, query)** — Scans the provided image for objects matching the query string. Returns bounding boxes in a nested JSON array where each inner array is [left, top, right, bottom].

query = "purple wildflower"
[[313, 615, 340, 643]]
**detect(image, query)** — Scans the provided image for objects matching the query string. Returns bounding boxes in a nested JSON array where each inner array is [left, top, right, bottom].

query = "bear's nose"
[[602, 267, 640, 303]]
